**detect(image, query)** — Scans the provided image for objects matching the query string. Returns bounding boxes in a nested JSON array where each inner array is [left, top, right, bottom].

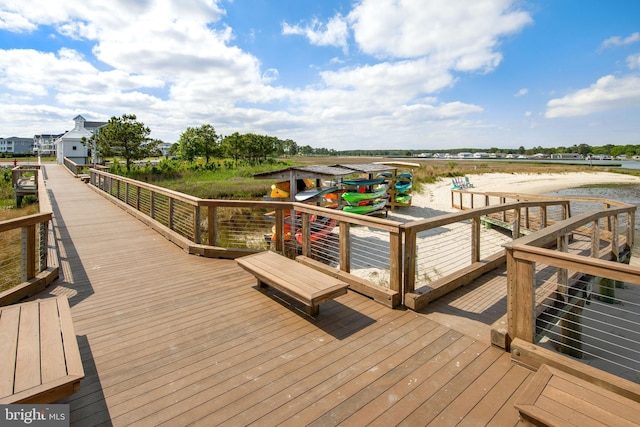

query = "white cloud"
[[545, 75, 640, 118], [627, 53, 640, 70], [601, 32, 640, 48], [515, 88, 528, 97], [347, 0, 531, 70], [282, 14, 349, 52]]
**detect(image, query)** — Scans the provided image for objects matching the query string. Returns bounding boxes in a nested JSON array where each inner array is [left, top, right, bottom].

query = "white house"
[[55, 115, 107, 164]]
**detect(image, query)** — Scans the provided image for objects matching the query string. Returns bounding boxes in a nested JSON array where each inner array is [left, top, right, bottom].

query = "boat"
[[270, 181, 290, 198], [395, 194, 412, 204], [397, 172, 413, 180], [294, 216, 337, 244], [342, 199, 387, 215], [342, 177, 385, 186], [294, 186, 339, 202], [342, 187, 387, 204], [395, 180, 412, 194]]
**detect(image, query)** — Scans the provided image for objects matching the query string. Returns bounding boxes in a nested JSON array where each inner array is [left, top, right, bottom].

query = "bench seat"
[[0, 296, 84, 404], [515, 364, 640, 427], [236, 251, 348, 316]]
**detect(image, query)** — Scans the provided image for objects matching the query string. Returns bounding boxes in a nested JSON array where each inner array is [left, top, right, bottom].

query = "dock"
[[29, 164, 533, 425]]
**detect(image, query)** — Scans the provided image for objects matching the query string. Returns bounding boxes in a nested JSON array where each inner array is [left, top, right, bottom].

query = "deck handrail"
[[401, 199, 572, 309], [0, 164, 58, 305], [501, 201, 640, 381], [88, 168, 406, 306]]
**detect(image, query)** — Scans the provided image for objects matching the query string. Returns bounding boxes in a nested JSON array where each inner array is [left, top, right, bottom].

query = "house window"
[[72, 146, 77, 150]]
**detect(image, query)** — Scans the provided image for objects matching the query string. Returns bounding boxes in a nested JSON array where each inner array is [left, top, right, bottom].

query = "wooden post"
[[169, 198, 174, 230], [540, 205, 547, 229], [471, 217, 480, 263], [39, 221, 48, 272], [301, 213, 311, 257], [403, 229, 417, 295], [611, 214, 619, 261], [389, 230, 402, 296], [193, 205, 201, 244], [628, 210, 635, 249], [22, 224, 36, 281], [125, 182, 130, 205], [339, 221, 351, 273], [507, 249, 535, 345], [136, 186, 141, 210], [274, 208, 284, 253], [591, 220, 600, 258], [208, 206, 217, 246], [150, 191, 156, 220], [558, 296, 585, 359], [512, 208, 521, 239], [557, 234, 568, 303]]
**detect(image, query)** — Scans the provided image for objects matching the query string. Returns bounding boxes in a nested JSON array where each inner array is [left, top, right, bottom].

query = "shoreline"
[[391, 171, 640, 221]]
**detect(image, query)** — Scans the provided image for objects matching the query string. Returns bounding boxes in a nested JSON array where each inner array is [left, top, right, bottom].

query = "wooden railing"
[[87, 168, 638, 316], [89, 169, 405, 307], [402, 199, 571, 310], [0, 168, 58, 306], [502, 205, 635, 343]]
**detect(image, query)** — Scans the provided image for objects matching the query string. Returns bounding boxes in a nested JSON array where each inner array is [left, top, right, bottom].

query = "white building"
[[55, 115, 107, 164]]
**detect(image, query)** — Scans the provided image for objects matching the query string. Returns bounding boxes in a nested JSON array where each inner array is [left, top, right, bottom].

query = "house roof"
[[253, 163, 397, 180]]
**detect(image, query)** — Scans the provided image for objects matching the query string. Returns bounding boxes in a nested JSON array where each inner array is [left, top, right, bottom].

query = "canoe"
[[294, 186, 339, 202], [270, 181, 290, 198], [395, 180, 412, 194], [342, 177, 385, 186], [342, 187, 387, 204], [295, 216, 337, 244], [395, 194, 412, 204], [397, 172, 413, 180], [342, 199, 387, 215]]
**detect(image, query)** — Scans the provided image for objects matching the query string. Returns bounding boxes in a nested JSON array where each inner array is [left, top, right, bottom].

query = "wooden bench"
[[77, 174, 90, 183], [236, 251, 349, 316], [514, 364, 640, 426], [0, 296, 84, 404]]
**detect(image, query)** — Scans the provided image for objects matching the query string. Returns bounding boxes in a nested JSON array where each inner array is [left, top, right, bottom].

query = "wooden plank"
[[39, 298, 67, 383], [514, 364, 640, 427], [13, 301, 41, 394], [57, 297, 84, 377], [0, 306, 21, 399]]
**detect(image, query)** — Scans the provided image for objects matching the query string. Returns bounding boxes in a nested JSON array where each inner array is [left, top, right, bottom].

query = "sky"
[[1, 0, 639, 151]]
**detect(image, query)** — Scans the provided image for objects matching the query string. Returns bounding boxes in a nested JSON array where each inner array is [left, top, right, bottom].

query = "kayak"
[[342, 199, 387, 214], [342, 187, 387, 204], [395, 194, 412, 204], [270, 181, 290, 198], [395, 180, 412, 194], [342, 177, 386, 186], [294, 186, 339, 202], [294, 216, 337, 244]]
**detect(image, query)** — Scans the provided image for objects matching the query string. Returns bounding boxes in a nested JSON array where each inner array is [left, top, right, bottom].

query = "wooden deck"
[[33, 164, 533, 426]]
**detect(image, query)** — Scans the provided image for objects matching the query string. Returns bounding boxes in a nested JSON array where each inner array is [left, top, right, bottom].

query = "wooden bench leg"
[[306, 305, 319, 316]]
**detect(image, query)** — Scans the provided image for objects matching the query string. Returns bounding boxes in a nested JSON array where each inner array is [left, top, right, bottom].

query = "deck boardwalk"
[[31, 164, 533, 426]]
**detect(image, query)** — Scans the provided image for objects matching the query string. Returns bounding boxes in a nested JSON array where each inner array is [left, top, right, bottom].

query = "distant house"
[[550, 153, 584, 160], [34, 133, 64, 156], [472, 152, 489, 158], [55, 115, 107, 165], [0, 137, 33, 154]]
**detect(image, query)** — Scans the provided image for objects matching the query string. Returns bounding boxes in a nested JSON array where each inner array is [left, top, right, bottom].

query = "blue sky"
[[1, 0, 639, 151]]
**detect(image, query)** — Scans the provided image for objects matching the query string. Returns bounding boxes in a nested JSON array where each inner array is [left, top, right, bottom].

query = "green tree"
[[86, 114, 157, 172], [176, 124, 220, 164], [222, 132, 243, 167]]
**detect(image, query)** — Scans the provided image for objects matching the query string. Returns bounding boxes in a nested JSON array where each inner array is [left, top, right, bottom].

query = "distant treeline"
[[335, 143, 640, 158]]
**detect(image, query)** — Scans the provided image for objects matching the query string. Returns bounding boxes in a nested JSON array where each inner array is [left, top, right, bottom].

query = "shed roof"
[[253, 163, 396, 180]]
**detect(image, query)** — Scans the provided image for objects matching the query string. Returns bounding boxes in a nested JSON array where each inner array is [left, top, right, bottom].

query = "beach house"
[[55, 115, 107, 165]]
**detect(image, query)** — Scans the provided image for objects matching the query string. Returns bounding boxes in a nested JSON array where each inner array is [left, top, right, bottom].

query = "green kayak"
[[342, 199, 387, 214], [342, 187, 387, 204]]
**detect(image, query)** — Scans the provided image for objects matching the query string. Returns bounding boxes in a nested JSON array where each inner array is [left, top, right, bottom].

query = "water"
[[545, 184, 640, 233]]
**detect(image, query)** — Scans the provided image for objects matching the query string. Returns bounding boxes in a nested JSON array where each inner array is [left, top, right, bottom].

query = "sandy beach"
[[408, 171, 640, 218]]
